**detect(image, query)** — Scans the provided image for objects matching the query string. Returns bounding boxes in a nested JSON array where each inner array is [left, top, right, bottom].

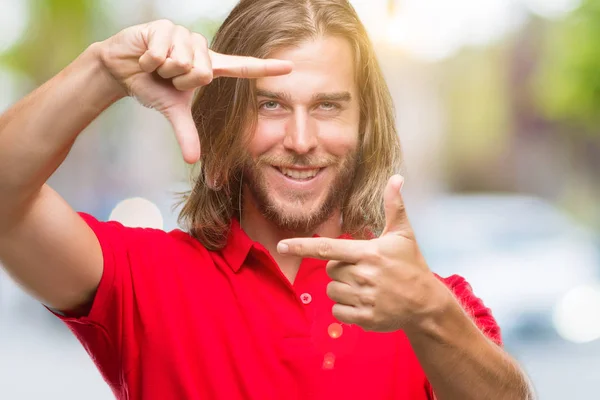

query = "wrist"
[[403, 274, 458, 339], [85, 41, 128, 102]]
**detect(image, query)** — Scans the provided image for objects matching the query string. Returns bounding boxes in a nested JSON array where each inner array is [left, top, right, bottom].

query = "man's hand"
[[277, 175, 450, 332], [99, 19, 293, 164]]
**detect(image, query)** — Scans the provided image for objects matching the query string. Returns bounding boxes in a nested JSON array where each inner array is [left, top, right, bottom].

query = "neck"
[[240, 189, 342, 283]]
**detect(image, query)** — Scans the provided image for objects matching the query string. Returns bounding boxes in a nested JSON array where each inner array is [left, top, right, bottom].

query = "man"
[[0, 0, 534, 399]]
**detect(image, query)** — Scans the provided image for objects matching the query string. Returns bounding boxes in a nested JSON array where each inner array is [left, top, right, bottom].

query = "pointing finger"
[[210, 50, 293, 79], [277, 237, 368, 263]]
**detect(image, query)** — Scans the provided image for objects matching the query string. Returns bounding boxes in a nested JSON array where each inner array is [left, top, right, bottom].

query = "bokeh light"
[[322, 352, 335, 370], [328, 323, 343, 339], [108, 197, 164, 229], [553, 284, 600, 343]]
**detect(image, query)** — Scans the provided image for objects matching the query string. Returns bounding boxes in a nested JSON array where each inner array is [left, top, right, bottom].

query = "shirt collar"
[[221, 219, 359, 273], [221, 218, 255, 273]]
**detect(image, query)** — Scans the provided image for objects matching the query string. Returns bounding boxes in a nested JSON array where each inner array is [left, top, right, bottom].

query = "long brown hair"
[[177, 0, 402, 250]]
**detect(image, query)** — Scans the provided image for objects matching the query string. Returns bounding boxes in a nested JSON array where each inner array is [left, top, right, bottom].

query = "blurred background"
[[1, 0, 599, 398]]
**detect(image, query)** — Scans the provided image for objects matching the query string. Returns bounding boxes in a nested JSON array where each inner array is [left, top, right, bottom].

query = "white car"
[[409, 194, 600, 343]]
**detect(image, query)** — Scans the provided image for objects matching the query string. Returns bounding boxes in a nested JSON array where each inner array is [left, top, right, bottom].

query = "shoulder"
[[77, 212, 212, 261]]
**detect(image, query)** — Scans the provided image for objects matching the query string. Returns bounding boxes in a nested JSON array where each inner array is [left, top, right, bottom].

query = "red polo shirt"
[[54, 213, 501, 400]]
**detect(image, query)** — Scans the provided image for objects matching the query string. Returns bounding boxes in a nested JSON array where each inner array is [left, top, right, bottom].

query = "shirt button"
[[300, 293, 312, 304]]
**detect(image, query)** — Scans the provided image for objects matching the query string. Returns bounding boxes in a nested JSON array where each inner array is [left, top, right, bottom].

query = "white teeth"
[[280, 168, 320, 179]]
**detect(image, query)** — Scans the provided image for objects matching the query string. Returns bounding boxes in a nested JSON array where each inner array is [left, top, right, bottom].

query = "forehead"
[[256, 36, 357, 99]]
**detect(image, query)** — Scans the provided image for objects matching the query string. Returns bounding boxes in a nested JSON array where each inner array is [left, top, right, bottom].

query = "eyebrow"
[[256, 89, 352, 103]]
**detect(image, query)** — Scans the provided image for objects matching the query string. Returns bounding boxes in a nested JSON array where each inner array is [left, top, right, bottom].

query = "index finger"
[[210, 50, 293, 78], [277, 237, 368, 263]]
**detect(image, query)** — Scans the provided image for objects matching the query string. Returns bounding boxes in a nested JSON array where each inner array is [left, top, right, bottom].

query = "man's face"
[[244, 36, 361, 232]]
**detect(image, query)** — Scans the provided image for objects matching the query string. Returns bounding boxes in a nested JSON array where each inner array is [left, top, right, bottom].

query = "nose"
[[283, 109, 318, 154]]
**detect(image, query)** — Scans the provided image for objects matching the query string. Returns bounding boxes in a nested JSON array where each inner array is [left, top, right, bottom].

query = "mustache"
[[254, 154, 339, 168]]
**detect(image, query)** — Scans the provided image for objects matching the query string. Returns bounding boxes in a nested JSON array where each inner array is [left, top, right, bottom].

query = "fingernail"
[[398, 175, 405, 193], [277, 242, 289, 254]]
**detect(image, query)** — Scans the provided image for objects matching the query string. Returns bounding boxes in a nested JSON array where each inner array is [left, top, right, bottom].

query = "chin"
[[244, 155, 356, 233], [256, 194, 332, 233]]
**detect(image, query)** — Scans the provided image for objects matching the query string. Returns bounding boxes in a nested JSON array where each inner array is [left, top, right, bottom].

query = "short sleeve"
[[48, 212, 144, 389], [441, 274, 502, 346]]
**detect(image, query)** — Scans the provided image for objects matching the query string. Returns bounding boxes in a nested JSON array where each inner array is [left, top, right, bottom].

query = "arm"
[[406, 278, 535, 400], [0, 44, 124, 311], [278, 175, 535, 400], [0, 19, 293, 313]]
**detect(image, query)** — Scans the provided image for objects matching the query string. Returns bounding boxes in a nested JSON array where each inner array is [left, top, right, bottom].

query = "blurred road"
[[508, 339, 600, 399]]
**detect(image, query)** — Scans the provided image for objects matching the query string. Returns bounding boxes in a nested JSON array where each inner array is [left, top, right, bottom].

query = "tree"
[[534, 0, 600, 134]]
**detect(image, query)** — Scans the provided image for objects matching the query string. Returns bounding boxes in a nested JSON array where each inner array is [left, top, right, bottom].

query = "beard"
[[243, 151, 358, 233]]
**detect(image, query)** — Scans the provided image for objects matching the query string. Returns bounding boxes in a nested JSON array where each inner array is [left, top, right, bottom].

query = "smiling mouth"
[[275, 166, 323, 181]]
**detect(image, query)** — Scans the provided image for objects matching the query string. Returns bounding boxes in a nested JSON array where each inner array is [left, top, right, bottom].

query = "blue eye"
[[261, 101, 280, 110], [320, 102, 337, 110]]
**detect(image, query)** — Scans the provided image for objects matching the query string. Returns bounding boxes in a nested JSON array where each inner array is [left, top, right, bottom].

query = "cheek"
[[248, 118, 287, 157], [317, 121, 360, 157]]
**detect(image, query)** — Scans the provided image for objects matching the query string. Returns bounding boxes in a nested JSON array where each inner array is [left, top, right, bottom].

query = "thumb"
[[162, 103, 201, 164], [381, 174, 412, 237]]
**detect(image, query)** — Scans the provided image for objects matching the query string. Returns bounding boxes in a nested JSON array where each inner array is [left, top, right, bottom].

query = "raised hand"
[[277, 175, 450, 333], [99, 19, 293, 163]]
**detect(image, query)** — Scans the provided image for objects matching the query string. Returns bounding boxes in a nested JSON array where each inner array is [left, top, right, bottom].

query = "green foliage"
[[534, 0, 600, 132], [0, 0, 109, 83], [0, 0, 223, 85]]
